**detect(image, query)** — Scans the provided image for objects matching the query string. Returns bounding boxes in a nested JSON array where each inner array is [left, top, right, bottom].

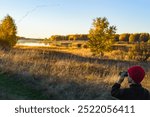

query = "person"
[[111, 66, 150, 100]]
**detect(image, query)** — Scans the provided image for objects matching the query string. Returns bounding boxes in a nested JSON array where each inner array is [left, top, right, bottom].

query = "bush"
[[0, 39, 11, 50], [110, 50, 127, 60], [82, 44, 88, 49], [128, 43, 150, 61], [76, 44, 82, 48]]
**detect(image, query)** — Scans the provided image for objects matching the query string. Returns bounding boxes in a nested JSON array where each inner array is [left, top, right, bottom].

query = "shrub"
[[0, 39, 11, 50], [82, 44, 88, 49], [76, 44, 82, 48], [128, 43, 150, 61], [110, 50, 127, 60]]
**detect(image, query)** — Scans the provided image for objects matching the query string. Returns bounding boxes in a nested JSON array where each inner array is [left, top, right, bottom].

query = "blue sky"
[[0, 0, 150, 38]]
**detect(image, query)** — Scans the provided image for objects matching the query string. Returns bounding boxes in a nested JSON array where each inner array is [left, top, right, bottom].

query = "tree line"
[[49, 34, 88, 41], [115, 33, 150, 43], [48, 33, 150, 43]]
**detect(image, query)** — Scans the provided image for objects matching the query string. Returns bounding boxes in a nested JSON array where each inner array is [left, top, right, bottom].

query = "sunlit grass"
[[0, 46, 150, 99]]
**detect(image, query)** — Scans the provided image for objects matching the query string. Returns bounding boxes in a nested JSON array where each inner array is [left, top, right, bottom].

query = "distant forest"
[[47, 33, 150, 43]]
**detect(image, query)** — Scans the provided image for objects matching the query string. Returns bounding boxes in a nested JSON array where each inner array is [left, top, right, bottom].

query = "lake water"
[[17, 40, 50, 47]]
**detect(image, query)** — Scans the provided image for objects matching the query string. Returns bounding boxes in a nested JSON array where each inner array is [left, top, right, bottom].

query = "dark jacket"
[[111, 83, 150, 100]]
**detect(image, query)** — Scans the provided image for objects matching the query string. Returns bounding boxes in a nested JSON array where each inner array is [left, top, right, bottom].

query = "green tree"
[[0, 15, 17, 48], [88, 17, 116, 57]]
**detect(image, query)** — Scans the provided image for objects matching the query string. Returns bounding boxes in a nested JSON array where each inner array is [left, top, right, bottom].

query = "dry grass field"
[[0, 46, 150, 99]]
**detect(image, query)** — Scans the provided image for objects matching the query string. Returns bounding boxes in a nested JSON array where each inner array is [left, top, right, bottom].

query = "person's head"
[[127, 66, 145, 85]]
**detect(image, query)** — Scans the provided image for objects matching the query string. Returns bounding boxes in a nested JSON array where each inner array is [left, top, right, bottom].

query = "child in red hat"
[[111, 66, 150, 100]]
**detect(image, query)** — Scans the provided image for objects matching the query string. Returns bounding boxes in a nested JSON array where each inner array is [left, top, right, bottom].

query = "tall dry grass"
[[0, 46, 150, 99]]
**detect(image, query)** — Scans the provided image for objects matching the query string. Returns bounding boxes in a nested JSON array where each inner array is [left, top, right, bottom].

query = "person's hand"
[[117, 76, 125, 84], [117, 71, 126, 84]]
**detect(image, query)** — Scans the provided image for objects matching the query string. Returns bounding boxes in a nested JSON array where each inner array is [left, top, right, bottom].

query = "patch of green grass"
[[0, 74, 48, 100]]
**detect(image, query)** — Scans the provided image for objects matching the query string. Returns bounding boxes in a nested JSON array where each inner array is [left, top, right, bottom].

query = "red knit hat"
[[128, 66, 145, 84]]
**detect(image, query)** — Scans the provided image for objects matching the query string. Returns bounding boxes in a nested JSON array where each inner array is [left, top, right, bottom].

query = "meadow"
[[0, 45, 150, 99]]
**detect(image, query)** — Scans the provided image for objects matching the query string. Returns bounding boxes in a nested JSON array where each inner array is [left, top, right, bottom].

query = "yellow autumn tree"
[[0, 15, 17, 49], [88, 17, 116, 57]]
